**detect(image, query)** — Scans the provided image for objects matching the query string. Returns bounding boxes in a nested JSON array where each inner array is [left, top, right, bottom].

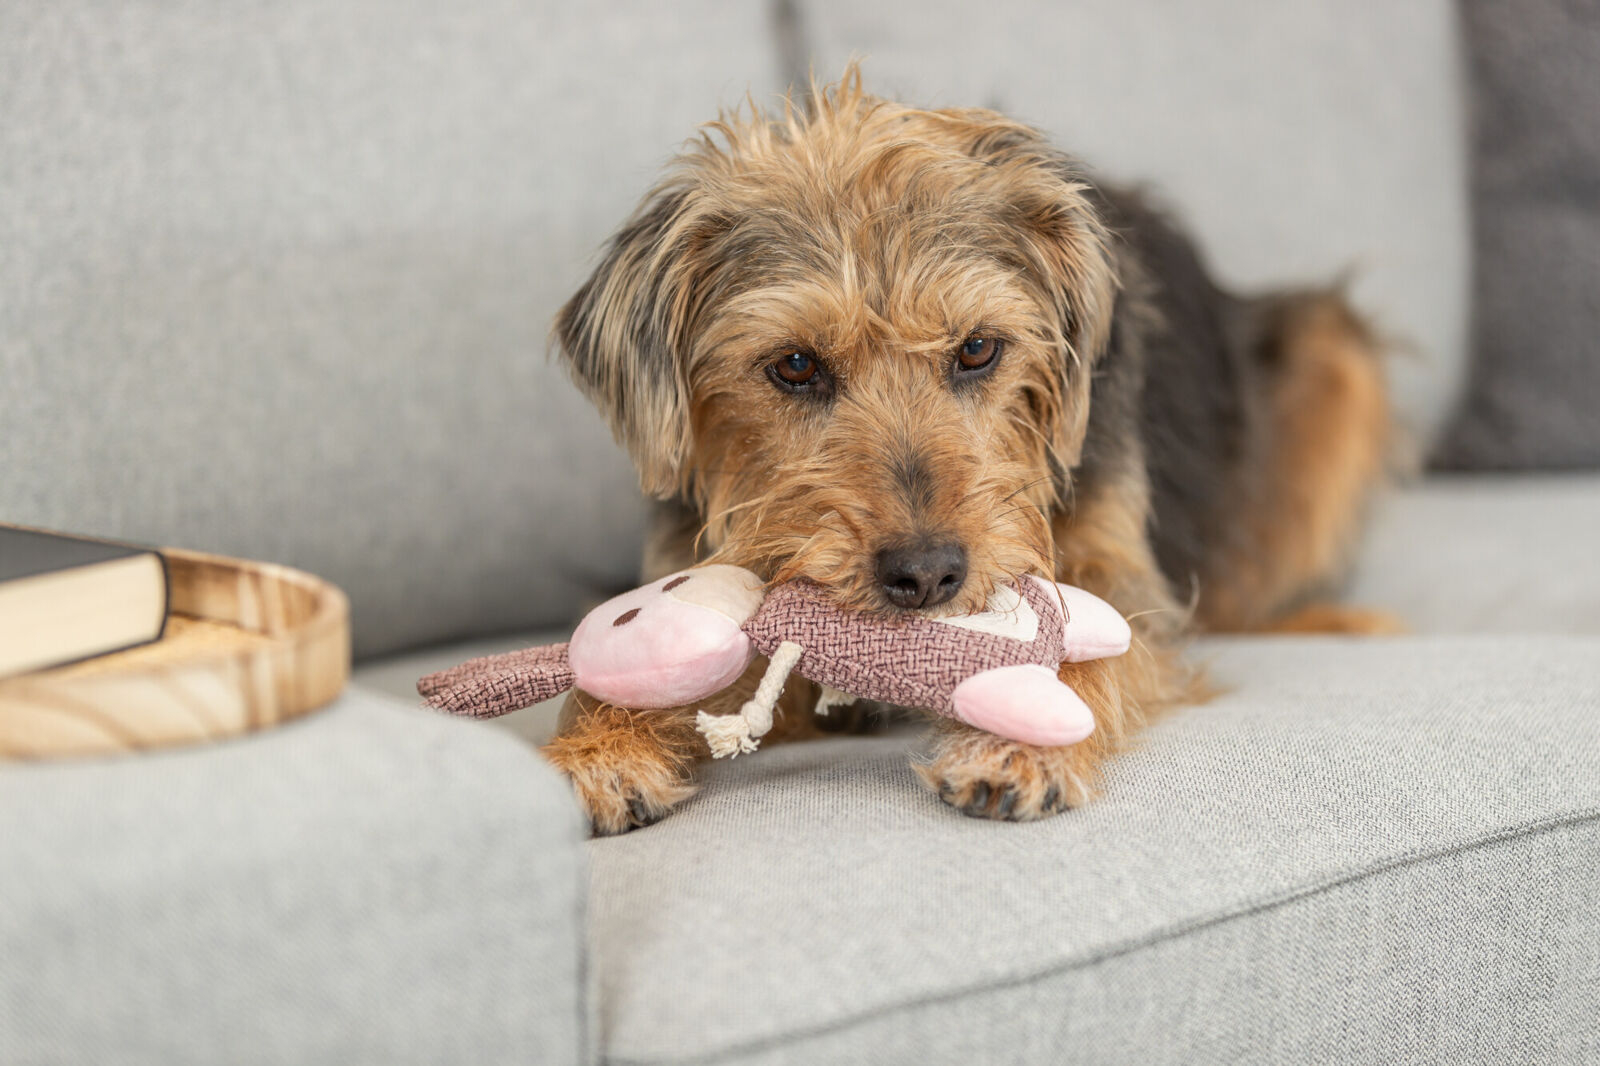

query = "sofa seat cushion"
[[0, 688, 588, 1065], [1349, 474, 1600, 634], [586, 635, 1600, 1065]]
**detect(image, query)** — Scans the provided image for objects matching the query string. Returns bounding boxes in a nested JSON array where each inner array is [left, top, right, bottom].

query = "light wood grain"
[[0, 548, 350, 760]]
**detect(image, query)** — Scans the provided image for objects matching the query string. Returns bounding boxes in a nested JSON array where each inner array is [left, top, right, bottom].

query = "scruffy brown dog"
[[544, 71, 1392, 835]]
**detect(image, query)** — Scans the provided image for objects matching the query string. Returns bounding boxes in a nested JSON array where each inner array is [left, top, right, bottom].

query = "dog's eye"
[[775, 352, 816, 383], [955, 335, 1003, 373], [767, 350, 826, 392]]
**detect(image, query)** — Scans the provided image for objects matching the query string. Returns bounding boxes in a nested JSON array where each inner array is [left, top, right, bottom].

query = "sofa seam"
[[575, 810, 598, 1066], [610, 805, 1600, 1066]]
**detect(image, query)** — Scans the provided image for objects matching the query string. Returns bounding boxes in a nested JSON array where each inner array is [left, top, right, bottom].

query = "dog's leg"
[[918, 646, 1193, 819], [542, 691, 704, 835], [919, 479, 1199, 819], [542, 498, 837, 835], [1253, 602, 1406, 635], [542, 657, 820, 835], [1200, 293, 1393, 631]]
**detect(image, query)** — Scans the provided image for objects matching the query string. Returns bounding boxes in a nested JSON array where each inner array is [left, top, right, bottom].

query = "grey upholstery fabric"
[[0, 689, 590, 1066], [586, 635, 1600, 1064], [1349, 475, 1600, 634], [706, 820, 1600, 1065], [0, 2, 782, 657], [3, 1, 1473, 661], [1438, 0, 1600, 469], [798, 0, 1471, 445]]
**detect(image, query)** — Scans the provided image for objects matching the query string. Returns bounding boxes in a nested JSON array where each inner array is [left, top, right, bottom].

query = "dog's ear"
[[967, 121, 1117, 368], [555, 183, 714, 498], [961, 118, 1119, 472]]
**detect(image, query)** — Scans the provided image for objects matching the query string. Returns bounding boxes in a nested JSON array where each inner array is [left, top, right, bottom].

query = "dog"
[[541, 69, 1393, 835]]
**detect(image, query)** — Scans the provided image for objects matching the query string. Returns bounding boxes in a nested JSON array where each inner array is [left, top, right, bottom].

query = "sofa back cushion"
[[3, 2, 1472, 655], [0, 3, 780, 657], [801, 0, 1472, 445], [1436, 0, 1600, 469]]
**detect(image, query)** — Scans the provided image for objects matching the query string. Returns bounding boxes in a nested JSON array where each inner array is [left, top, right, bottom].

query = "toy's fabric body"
[[740, 576, 1126, 747], [418, 565, 1131, 756]]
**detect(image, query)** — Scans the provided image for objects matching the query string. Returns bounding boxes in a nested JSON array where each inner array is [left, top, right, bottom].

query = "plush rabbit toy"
[[418, 565, 1131, 757]]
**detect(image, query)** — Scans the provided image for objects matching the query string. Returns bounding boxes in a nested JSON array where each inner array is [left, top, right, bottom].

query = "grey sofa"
[[3, 3, 1597, 1064]]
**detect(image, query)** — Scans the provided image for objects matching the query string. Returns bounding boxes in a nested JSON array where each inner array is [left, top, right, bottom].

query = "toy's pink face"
[[567, 565, 763, 708]]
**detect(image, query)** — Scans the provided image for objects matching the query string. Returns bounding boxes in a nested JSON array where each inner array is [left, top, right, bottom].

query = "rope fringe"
[[696, 641, 803, 758]]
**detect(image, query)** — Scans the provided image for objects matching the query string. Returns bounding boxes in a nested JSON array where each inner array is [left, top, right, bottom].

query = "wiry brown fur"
[[1196, 296, 1396, 631], [545, 655, 823, 835], [547, 70, 1392, 833]]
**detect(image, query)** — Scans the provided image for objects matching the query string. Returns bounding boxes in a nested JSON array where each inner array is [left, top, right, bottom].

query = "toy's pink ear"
[[1025, 577, 1132, 662], [568, 565, 763, 708]]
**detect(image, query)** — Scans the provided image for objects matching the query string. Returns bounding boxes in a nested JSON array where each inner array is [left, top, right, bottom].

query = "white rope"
[[813, 684, 856, 718], [696, 641, 804, 758]]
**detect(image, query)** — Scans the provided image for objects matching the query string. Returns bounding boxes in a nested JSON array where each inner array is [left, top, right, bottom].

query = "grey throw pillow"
[[1437, 0, 1600, 469]]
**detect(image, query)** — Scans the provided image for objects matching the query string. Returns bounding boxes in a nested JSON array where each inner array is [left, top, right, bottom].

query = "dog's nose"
[[875, 542, 968, 610]]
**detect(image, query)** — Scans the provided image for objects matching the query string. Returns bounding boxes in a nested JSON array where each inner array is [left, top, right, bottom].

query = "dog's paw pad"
[[542, 736, 698, 837], [916, 729, 1093, 822]]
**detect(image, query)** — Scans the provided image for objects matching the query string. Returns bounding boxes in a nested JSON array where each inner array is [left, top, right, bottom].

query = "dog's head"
[[556, 70, 1116, 615]]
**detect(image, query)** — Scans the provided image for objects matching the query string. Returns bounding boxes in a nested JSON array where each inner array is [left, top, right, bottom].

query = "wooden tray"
[[0, 548, 350, 760]]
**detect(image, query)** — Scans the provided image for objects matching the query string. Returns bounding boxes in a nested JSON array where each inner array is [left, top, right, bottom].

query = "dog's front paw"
[[915, 721, 1099, 821], [541, 696, 703, 836]]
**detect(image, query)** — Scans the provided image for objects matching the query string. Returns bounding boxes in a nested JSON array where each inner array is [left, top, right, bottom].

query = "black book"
[[0, 525, 169, 678]]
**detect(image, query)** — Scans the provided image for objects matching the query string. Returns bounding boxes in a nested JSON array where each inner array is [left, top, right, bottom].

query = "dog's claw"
[[994, 788, 1020, 819], [626, 797, 662, 829], [1041, 786, 1061, 813], [962, 781, 993, 817]]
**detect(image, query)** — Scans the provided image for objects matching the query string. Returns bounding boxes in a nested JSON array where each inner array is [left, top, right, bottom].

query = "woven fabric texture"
[[744, 579, 1064, 714], [1348, 474, 1600, 633], [0, 689, 591, 1065], [0, 2, 781, 658], [586, 634, 1600, 1064], [694, 819, 1600, 1065], [417, 643, 575, 719], [1437, 0, 1600, 468]]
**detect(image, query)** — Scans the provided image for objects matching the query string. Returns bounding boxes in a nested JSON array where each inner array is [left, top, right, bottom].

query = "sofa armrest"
[[0, 690, 589, 1065]]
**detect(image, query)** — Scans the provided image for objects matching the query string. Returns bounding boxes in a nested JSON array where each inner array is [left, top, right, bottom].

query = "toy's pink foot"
[[949, 664, 1096, 746], [1026, 577, 1133, 663]]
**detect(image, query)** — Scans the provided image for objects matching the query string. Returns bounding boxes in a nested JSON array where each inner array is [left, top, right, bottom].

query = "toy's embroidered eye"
[[613, 608, 640, 627], [662, 575, 690, 592], [766, 350, 831, 396], [955, 335, 1003, 374]]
